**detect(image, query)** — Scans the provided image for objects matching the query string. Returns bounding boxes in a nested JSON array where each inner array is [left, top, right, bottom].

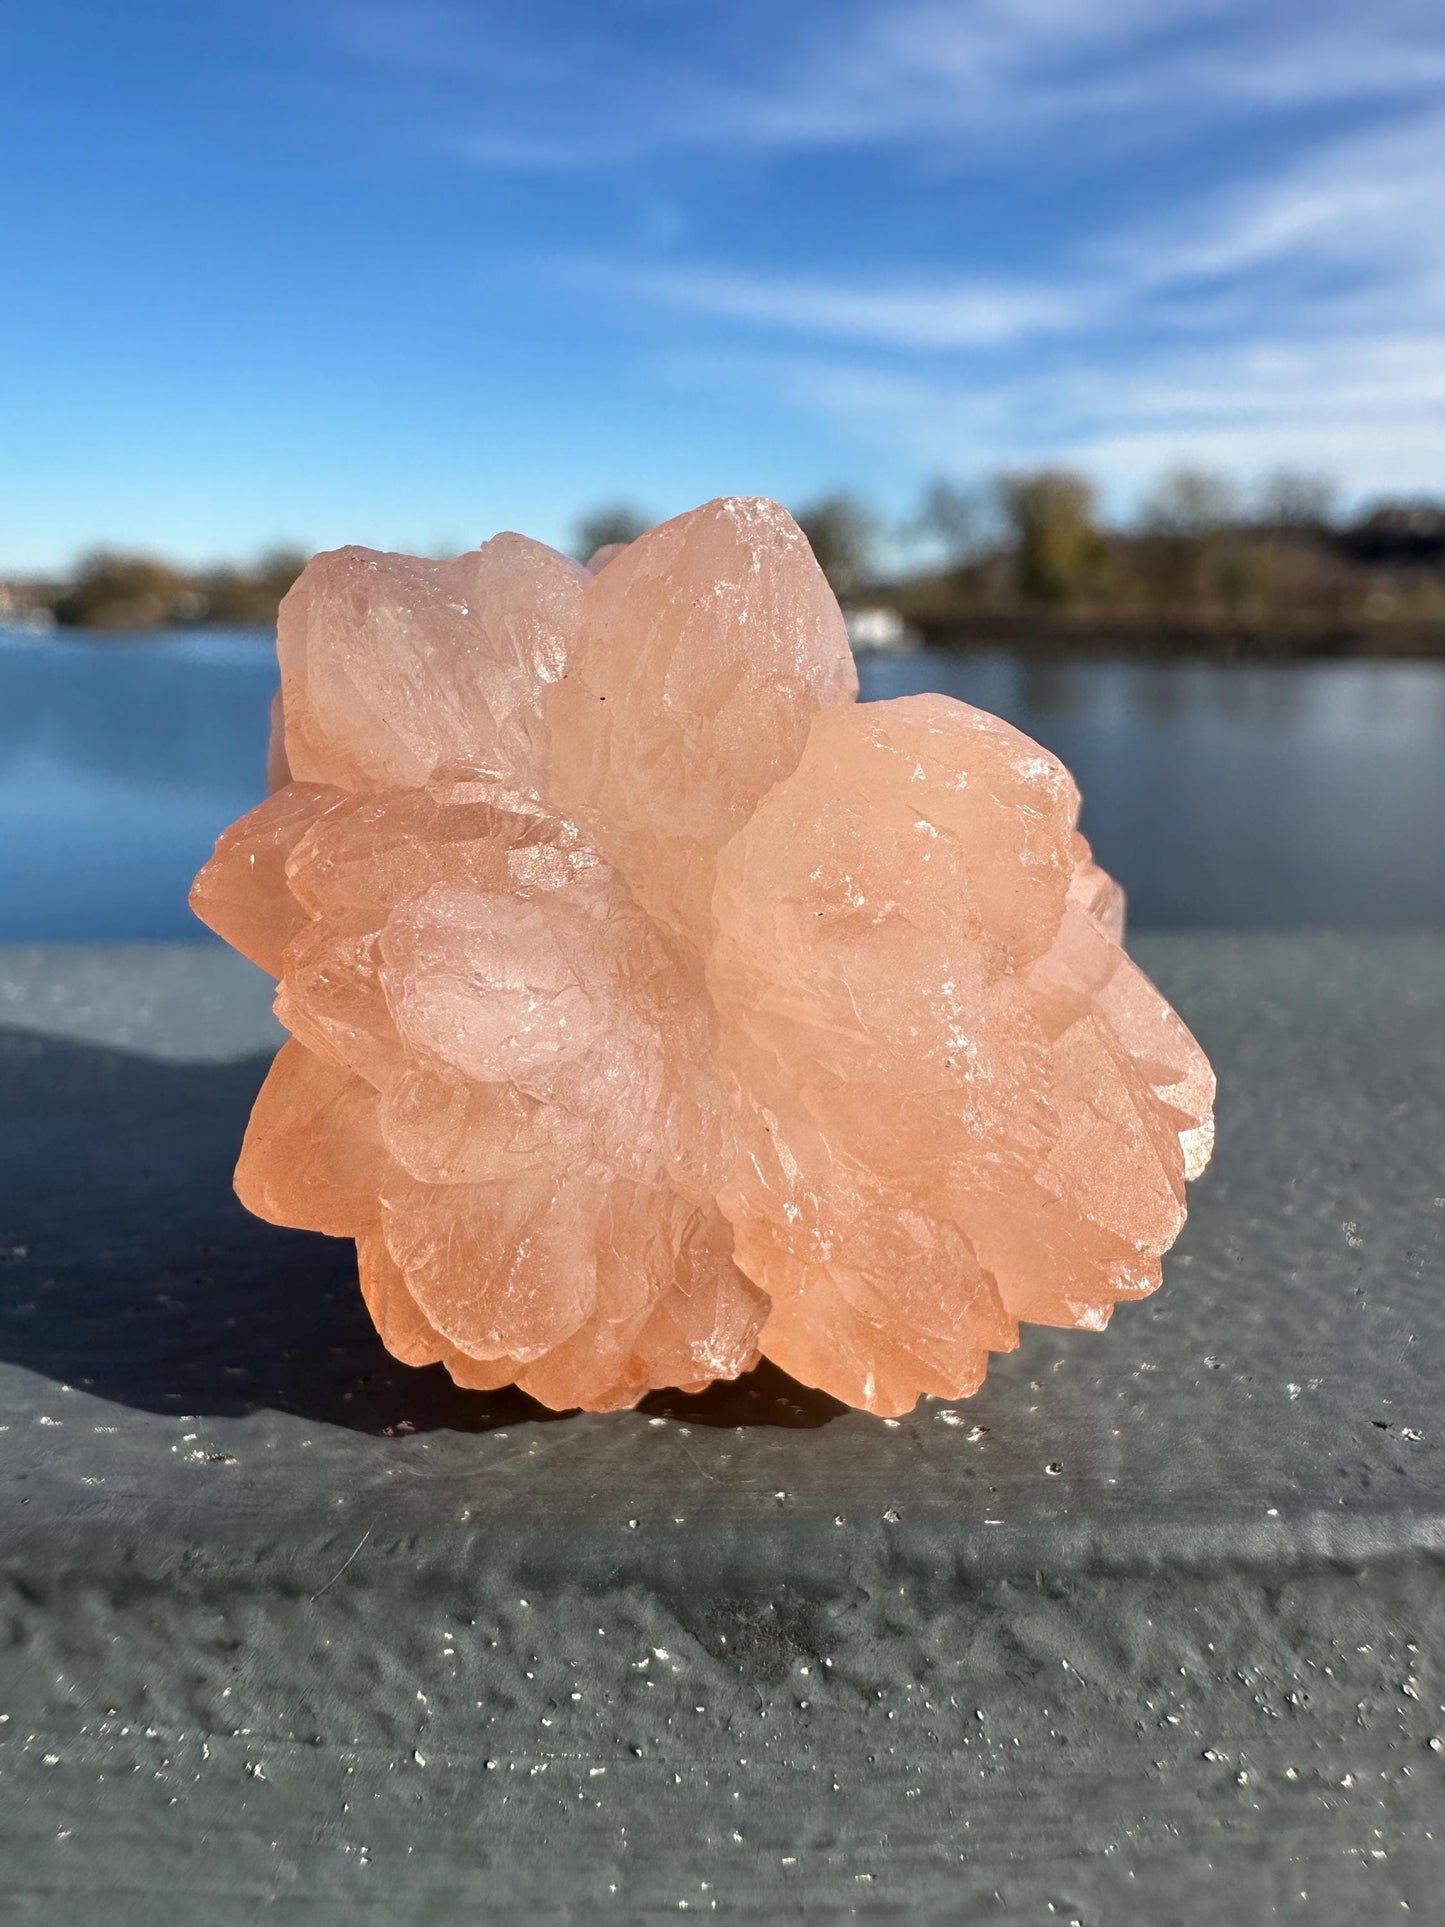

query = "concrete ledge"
[[1, 936, 1442, 1922]]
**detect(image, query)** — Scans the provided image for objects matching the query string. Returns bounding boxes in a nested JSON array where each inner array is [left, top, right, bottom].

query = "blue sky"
[[3, 0, 1443, 569]]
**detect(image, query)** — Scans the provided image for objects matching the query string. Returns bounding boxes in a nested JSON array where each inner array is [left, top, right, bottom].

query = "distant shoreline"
[[909, 611, 1445, 662], [6, 614, 1443, 665]]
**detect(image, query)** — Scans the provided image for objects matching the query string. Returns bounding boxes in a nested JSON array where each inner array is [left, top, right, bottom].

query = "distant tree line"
[[4, 471, 1444, 643], [1, 548, 310, 630], [576, 472, 1445, 642]]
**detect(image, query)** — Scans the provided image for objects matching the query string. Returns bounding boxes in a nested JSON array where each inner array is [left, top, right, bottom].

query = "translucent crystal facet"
[[192, 496, 1214, 1415]]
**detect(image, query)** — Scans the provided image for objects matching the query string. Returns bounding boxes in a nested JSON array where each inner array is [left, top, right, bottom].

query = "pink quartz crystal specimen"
[[191, 497, 1214, 1416]]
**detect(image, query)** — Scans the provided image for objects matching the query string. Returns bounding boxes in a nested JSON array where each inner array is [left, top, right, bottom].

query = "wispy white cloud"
[[692, 326, 1445, 502], [327, 0, 1445, 502], [594, 97, 1445, 353], [450, 131, 584, 171], [1049, 329, 1445, 498], [669, 1, 1445, 156], [589, 86, 1445, 503], [332, 0, 1445, 166], [582, 262, 1105, 350], [1117, 107, 1445, 295]]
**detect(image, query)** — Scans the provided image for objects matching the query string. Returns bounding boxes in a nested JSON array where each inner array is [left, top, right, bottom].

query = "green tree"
[[573, 504, 651, 562], [53, 551, 184, 629], [258, 546, 310, 598], [914, 478, 989, 571], [1211, 539, 1273, 621], [198, 548, 310, 624], [1137, 466, 1239, 613], [1140, 466, 1237, 538], [1254, 469, 1337, 531], [994, 469, 1103, 605], [795, 494, 875, 598]]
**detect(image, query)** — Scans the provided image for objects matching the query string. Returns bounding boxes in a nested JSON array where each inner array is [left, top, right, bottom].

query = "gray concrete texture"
[[0, 935, 1441, 1923]]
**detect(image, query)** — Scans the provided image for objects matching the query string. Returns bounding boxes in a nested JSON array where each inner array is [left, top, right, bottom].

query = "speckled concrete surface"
[[0, 936, 1441, 1924]]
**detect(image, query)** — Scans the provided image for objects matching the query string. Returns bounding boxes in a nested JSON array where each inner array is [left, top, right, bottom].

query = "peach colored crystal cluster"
[[191, 497, 1214, 1416]]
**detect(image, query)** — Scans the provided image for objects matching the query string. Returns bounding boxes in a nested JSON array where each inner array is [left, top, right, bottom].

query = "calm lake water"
[[2, 626, 1442, 939]]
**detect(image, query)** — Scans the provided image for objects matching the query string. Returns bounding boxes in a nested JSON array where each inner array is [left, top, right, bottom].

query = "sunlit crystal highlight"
[[192, 497, 1214, 1415]]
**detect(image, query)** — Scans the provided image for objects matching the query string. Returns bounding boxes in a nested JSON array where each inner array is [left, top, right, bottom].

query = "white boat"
[[843, 604, 919, 654]]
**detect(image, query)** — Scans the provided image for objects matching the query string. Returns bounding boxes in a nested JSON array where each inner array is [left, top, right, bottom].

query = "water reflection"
[[866, 649, 1445, 931], [1, 629, 1442, 938]]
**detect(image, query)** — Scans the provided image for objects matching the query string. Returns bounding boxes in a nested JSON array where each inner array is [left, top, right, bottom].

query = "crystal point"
[[192, 499, 1214, 1414]]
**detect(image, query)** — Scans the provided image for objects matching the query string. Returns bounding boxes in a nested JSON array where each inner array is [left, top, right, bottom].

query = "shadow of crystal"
[[0, 1025, 844, 1435]]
